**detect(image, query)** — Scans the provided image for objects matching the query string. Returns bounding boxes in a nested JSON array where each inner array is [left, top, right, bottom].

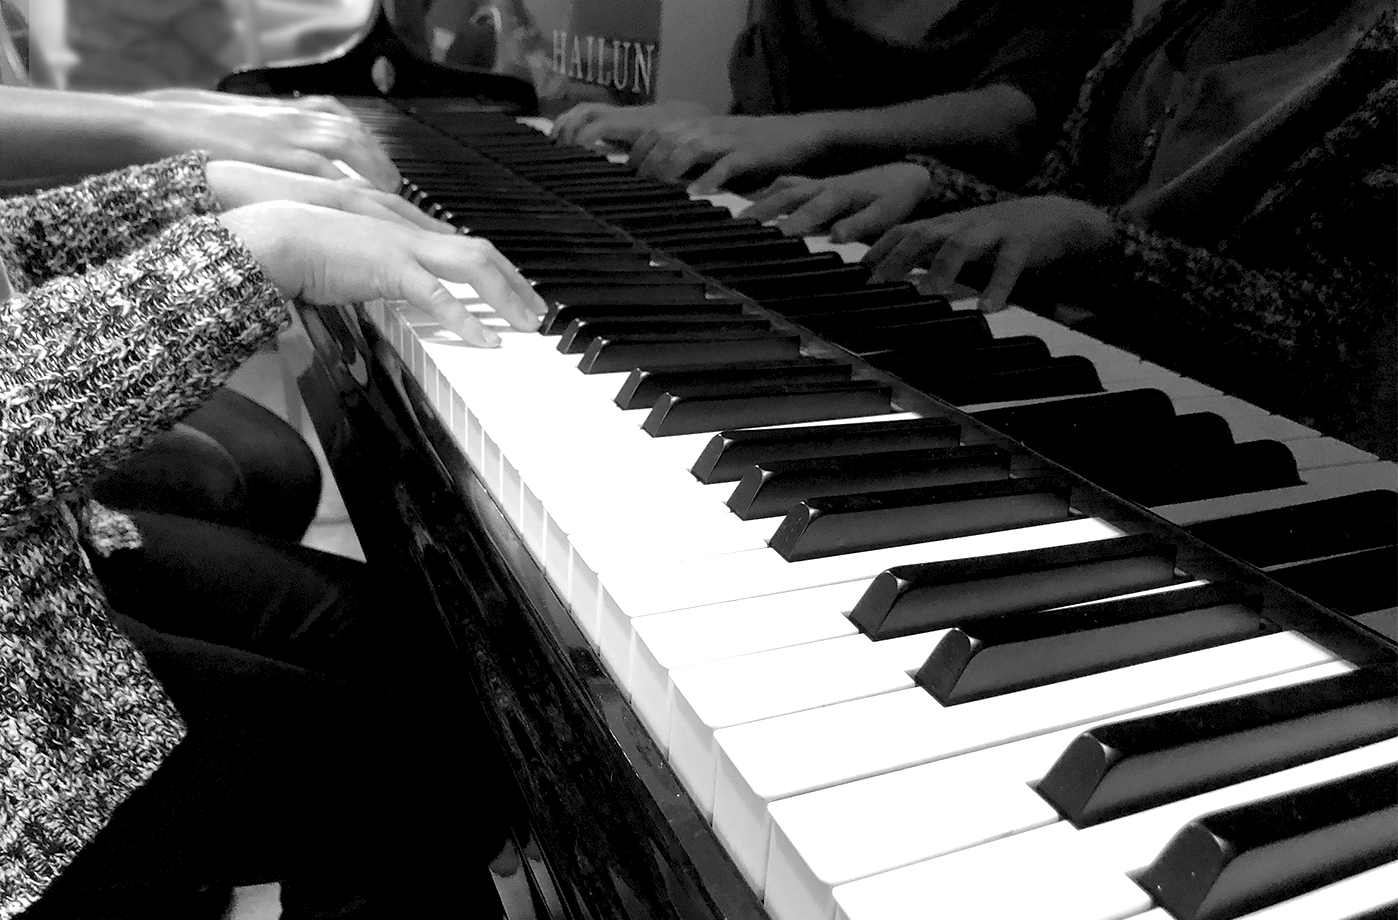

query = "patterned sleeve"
[[0, 214, 288, 534], [0, 152, 220, 290], [905, 153, 1019, 215]]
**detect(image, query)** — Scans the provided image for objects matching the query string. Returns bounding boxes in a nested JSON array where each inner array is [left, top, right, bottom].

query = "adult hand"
[[145, 96, 402, 191], [864, 196, 1115, 312], [742, 163, 931, 241], [627, 113, 834, 191], [219, 203, 548, 348], [206, 161, 452, 233], [140, 89, 360, 121], [550, 100, 710, 148]]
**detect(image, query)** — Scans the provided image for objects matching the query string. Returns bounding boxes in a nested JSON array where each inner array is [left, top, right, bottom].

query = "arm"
[[0, 86, 403, 193], [0, 215, 288, 534], [625, 85, 1036, 192], [0, 152, 218, 289]]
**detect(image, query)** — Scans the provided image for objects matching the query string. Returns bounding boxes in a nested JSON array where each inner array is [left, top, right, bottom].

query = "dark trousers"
[[94, 388, 323, 542], [21, 512, 511, 919]]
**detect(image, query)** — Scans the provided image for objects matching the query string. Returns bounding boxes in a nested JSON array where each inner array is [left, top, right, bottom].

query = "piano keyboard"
[[339, 97, 1397, 920]]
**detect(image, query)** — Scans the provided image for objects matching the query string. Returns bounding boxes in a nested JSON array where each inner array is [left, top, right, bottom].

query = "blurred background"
[[2, 0, 376, 89]]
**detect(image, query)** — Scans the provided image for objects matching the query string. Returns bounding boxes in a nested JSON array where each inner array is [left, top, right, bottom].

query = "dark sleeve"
[[970, 1, 1131, 147], [0, 152, 220, 290], [0, 215, 287, 532], [1077, 187, 1396, 454]]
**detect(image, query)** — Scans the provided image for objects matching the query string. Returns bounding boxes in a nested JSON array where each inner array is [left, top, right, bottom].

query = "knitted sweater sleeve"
[[0, 152, 220, 289], [0, 214, 287, 534], [905, 153, 1019, 214]]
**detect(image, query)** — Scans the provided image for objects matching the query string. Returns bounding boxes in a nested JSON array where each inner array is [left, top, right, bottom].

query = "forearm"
[[0, 87, 188, 191], [811, 85, 1039, 171], [0, 215, 287, 533], [0, 152, 219, 288]]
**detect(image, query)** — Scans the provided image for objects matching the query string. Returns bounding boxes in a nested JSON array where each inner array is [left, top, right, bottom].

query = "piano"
[[222, 8, 1398, 920]]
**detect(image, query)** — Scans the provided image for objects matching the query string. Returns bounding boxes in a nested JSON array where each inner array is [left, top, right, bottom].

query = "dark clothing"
[[729, 0, 1130, 155], [22, 511, 509, 919], [909, 0, 1397, 457], [94, 387, 323, 543]]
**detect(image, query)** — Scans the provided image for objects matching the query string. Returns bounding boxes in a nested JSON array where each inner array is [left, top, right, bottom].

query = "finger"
[[752, 174, 809, 200], [691, 150, 754, 194], [741, 184, 817, 223], [867, 223, 952, 282], [576, 113, 646, 149], [926, 224, 1000, 292], [780, 189, 855, 236], [978, 238, 1031, 313], [397, 265, 501, 347], [299, 121, 401, 191], [552, 104, 598, 143], [626, 130, 664, 172], [377, 193, 456, 233], [293, 95, 357, 119], [419, 237, 547, 330], [830, 197, 909, 243], [281, 149, 346, 184]]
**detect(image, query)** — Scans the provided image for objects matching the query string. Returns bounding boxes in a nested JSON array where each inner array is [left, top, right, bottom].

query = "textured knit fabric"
[[0, 153, 287, 918], [906, 1, 1397, 456]]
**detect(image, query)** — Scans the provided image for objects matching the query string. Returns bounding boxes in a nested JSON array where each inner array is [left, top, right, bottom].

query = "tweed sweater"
[[908, 1, 1397, 456], [0, 153, 287, 917]]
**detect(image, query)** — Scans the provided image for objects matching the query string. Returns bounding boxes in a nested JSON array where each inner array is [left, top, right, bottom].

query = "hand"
[[742, 163, 931, 241], [550, 100, 710, 148], [864, 196, 1115, 312], [206, 161, 452, 233], [627, 113, 834, 191], [219, 203, 549, 348], [140, 89, 360, 121], [145, 96, 402, 191]]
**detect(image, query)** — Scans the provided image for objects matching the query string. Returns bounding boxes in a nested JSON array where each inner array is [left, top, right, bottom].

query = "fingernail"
[[482, 328, 502, 347]]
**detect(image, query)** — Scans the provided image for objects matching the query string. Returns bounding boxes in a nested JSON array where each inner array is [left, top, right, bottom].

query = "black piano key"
[[823, 314, 994, 356], [973, 388, 1178, 440], [919, 582, 1268, 704], [1356, 608, 1398, 641], [801, 302, 957, 330], [678, 239, 814, 264], [726, 267, 874, 299], [1267, 546, 1398, 616], [933, 356, 1105, 405], [541, 281, 711, 305], [558, 317, 773, 354], [642, 380, 893, 437], [849, 533, 1179, 640], [1186, 491, 1398, 568], [540, 301, 748, 335], [691, 416, 963, 483], [1136, 764, 1398, 920], [1036, 670, 1397, 828], [770, 476, 1074, 562], [615, 360, 852, 410], [866, 337, 1053, 382], [702, 254, 849, 277], [727, 444, 1011, 520], [642, 225, 777, 248], [577, 332, 804, 374], [759, 285, 939, 315], [589, 202, 736, 222]]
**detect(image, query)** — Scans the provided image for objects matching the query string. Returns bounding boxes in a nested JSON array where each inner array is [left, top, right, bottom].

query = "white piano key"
[[596, 516, 1123, 681], [762, 660, 1354, 920], [667, 634, 919, 814], [833, 821, 1151, 920], [710, 629, 1336, 889], [832, 738, 1398, 920], [626, 581, 867, 740], [1229, 861, 1398, 920]]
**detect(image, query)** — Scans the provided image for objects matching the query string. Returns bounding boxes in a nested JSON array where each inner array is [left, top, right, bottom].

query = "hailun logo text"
[[550, 31, 658, 98]]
